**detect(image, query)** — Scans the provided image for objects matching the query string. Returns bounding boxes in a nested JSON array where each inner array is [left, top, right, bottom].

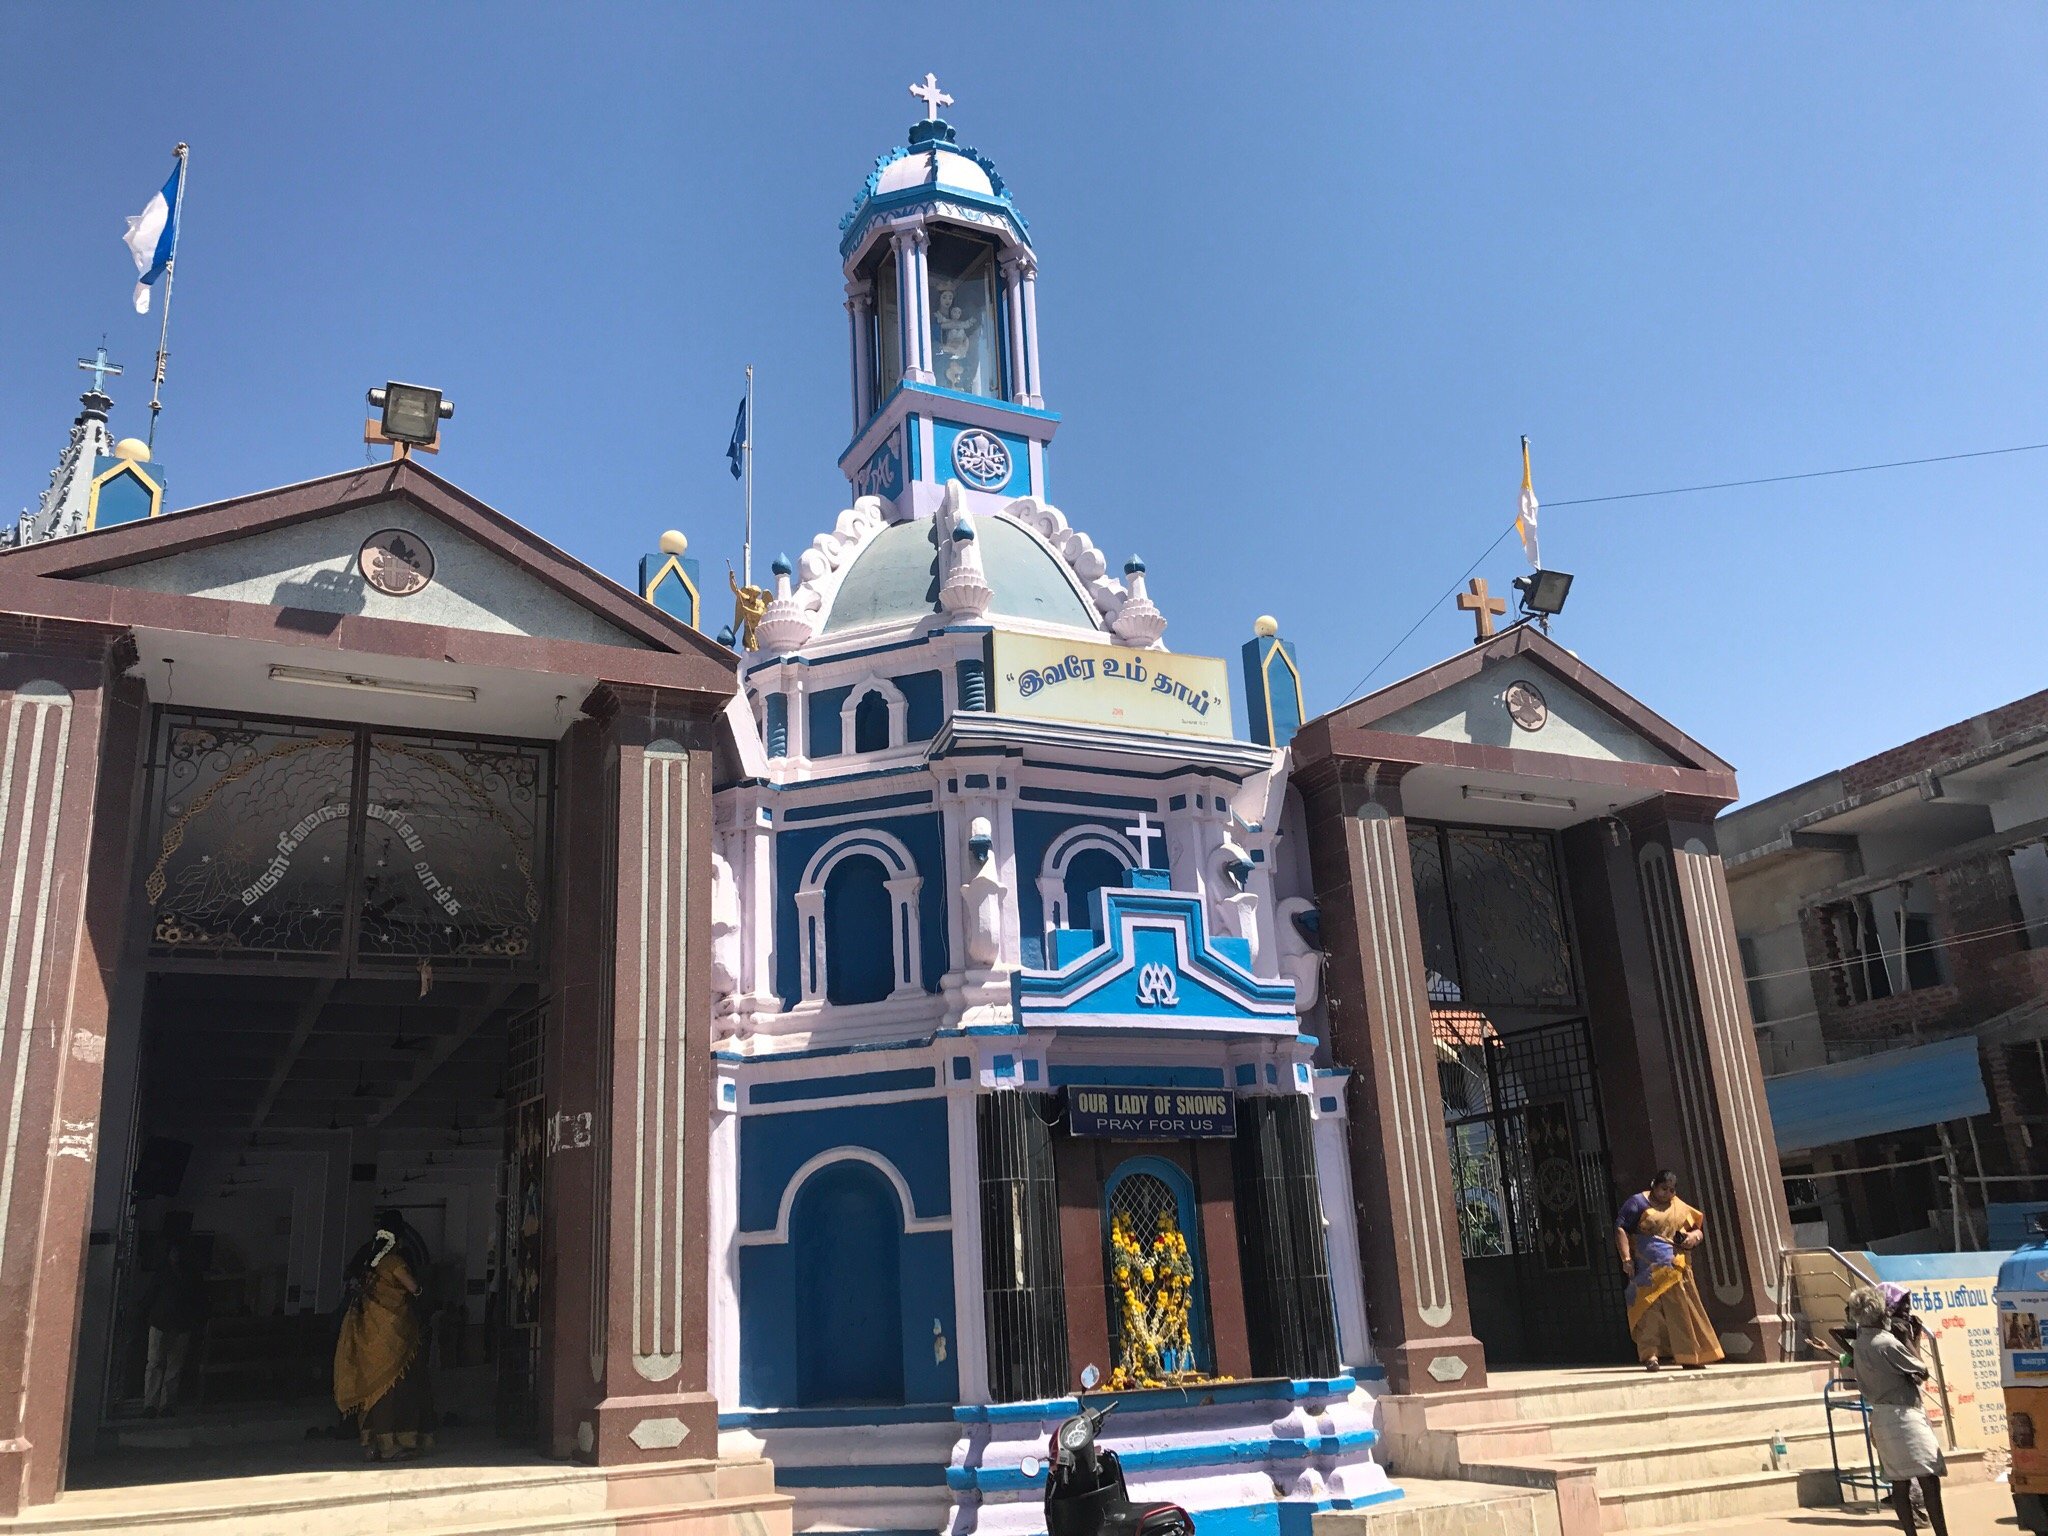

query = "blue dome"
[[820, 517, 1099, 636]]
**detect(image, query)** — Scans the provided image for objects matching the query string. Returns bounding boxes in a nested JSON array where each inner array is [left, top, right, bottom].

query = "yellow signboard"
[[988, 633, 1232, 739]]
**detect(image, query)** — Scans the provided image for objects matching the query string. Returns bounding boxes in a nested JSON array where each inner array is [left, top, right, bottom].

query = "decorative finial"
[[659, 529, 689, 556], [910, 72, 954, 122], [1254, 615, 1278, 638], [771, 554, 792, 577], [1456, 577, 1508, 643]]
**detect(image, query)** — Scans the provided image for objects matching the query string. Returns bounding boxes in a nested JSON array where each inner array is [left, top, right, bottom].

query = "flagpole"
[[742, 364, 755, 588], [147, 143, 190, 449]]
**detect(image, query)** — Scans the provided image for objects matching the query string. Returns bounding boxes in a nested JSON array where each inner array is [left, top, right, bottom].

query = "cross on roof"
[[76, 344, 123, 395], [1125, 811, 1162, 868], [910, 71, 954, 122], [1457, 577, 1508, 643]]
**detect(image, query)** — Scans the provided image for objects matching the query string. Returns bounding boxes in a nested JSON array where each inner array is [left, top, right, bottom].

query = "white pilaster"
[[1018, 258, 1044, 407], [946, 1083, 990, 1401], [846, 279, 875, 428], [1312, 1098, 1373, 1369], [708, 1084, 742, 1405]]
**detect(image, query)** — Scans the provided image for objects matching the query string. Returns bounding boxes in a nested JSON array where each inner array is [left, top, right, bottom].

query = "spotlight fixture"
[[368, 382, 454, 446], [1512, 569, 1574, 619]]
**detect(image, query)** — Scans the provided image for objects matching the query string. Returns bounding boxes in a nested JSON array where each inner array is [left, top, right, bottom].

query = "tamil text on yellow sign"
[[989, 633, 1231, 739]]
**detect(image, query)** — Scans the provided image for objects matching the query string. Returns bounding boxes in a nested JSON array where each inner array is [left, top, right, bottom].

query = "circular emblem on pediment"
[[358, 528, 435, 597], [951, 429, 1013, 491], [1503, 679, 1548, 733]]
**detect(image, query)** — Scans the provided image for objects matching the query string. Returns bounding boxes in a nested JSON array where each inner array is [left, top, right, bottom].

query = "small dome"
[[841, 119, 1026, 247], [112, 437, 151, 463], [820, 516, 1101, 636], [875, 145, 995, 198]]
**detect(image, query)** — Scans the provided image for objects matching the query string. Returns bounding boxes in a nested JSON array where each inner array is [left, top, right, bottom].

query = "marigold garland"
[[1106, 1208, 1224, 1390]]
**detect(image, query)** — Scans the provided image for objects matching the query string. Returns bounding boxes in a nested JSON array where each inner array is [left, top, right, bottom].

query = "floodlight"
[[367, 382, 455, 446], [1512, 569, 1574, 617]]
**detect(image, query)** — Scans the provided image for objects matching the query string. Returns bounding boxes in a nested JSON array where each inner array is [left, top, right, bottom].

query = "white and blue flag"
[[122, 159, 183, 314]]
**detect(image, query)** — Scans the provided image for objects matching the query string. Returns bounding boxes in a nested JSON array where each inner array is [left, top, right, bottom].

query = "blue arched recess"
[[1103, 1155, 1213, 1375], [1063, 846, 1128, 934], [853, 690, 891, 754], [825, 854, 895, 1005], [793, 1161, 906, 1405]]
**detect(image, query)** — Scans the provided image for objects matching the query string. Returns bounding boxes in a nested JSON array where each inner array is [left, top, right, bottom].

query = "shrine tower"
[[836, 73, 1053, 518]]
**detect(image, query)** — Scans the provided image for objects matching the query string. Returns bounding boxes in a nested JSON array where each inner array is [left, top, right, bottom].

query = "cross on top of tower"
[[76, 344, 123, 396], [909, 71, 953, 122]]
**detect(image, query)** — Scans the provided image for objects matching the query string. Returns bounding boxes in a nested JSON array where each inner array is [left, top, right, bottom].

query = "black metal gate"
[[1443, 1017, 1631, 1364], [495, 1001, 546, 1439]]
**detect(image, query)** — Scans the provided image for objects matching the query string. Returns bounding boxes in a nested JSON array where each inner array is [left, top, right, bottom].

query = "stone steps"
[[0, 1458, 789, 1536], [1378, 1362, 1982, 1536], [1411, 1364, 1831, 1429], [1323, 1477, 1562, 1536]]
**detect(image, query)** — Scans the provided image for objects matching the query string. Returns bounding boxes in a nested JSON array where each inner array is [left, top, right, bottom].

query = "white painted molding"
[[738, 1145, 952, 1246]]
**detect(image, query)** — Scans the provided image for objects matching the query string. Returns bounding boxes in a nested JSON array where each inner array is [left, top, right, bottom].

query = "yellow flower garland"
[[1106, 1208, 1223, 1390]]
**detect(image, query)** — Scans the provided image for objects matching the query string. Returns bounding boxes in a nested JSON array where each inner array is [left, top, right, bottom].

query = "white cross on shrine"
[[909, 71, 954, 122], [1125, 811, 1162, 869]]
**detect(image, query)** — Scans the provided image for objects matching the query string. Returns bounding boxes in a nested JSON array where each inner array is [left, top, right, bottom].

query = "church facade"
[[701, 102, 1390, 1535], [0, 81, 1791, 1536]]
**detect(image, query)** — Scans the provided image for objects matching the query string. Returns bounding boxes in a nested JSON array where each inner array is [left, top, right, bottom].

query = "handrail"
[[1778, 1244, 1959, 1449]]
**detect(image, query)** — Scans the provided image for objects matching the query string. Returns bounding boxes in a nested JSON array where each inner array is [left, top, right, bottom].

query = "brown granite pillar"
[[1624, 799, 1793, 1362], [546, 686, 719, 1466], [0, 633, 131, 1513], [1299, 765, 1485, 1393]]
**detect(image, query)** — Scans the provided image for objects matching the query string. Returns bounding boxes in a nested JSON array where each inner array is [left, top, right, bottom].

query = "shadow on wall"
[[272, 567, 369, 616]]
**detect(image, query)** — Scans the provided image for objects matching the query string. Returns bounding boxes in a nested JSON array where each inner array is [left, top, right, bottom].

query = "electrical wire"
[[1743, 911, 2045, 985], [1544, 441, 2048, 509], [1338, 436, 2048, 704]]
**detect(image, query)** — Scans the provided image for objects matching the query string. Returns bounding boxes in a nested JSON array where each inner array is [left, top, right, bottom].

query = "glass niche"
[[926, 229, 1003, 398], [873, 247, 904, 401]]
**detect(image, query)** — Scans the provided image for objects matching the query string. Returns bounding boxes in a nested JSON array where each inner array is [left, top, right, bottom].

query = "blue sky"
[[3, 5, 2043, 802]]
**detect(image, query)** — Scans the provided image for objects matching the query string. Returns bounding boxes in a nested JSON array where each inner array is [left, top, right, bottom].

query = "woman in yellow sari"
[[334, 1220, 435, 1459], [1614, 1170, 1724, 1371]]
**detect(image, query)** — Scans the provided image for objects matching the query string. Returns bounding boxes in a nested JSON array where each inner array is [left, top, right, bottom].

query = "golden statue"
[[729, 566, 770, 652]]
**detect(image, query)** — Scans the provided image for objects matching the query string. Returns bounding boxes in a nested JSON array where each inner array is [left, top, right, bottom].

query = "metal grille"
[[358, 736, 548, 967], [1407, 823, 1579, 1009], [143, 711, 551, 973], [497, 1001, 546, 1438], [1107, 1172, 1202, 1383], [978, 1093, 1069, 1402], [1445, 828, 1577, 1008], [146, 718, 356, 958], [1444, 1018, 1629, 1363], [1111, 1173, 1177, 1247]]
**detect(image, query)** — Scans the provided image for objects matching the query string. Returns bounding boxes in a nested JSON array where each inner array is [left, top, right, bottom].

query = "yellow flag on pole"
[[1516, 436, 1540, 568]]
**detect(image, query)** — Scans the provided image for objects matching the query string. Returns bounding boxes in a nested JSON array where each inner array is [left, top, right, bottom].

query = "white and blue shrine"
[[703, 84, 1390, 1536]]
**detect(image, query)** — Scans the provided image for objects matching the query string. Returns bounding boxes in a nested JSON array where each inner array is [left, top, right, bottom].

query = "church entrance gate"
[[1443, 1017, 1631, 1365]]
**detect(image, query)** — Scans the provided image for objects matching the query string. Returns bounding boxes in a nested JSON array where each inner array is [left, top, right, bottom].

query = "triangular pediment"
[[0, 460, 730, 664], [1330, 625, 1731, 774]]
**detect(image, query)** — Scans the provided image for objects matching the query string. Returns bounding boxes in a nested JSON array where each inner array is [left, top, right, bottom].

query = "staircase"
[[0, 1456, 791, 1536], [1374, 1361, 1987, 1535]]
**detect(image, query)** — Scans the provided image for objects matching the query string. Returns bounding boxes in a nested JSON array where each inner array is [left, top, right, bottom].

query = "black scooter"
[[1043, 1400, 1195, 1536]]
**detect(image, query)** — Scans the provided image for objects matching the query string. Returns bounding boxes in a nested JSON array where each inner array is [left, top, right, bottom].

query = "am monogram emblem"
[[1136, 962, 1179, 1008]]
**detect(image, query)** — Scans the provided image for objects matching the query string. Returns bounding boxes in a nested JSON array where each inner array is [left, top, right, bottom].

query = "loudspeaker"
[[130, 1137, 192, 1199]]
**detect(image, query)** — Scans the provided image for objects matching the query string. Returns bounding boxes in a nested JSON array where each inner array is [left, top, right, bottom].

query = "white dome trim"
[[777, 487, 1148, 652]]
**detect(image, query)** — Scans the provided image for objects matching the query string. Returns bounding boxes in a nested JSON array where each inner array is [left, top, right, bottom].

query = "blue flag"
[[726, 397, 747, 480], [123, 158, 183, 314]]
